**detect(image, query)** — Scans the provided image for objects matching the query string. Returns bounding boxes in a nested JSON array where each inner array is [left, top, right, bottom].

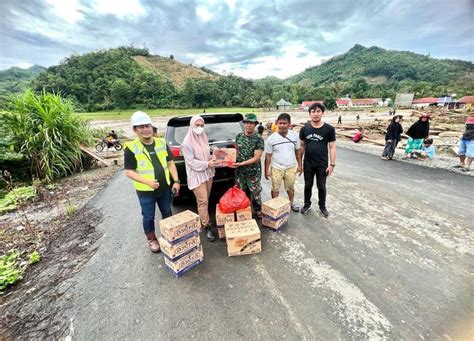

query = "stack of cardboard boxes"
[[158, 210, 203, 277], [224, 219, 261, 256], [215, 205, 252, 240], [261, 197, 291, 231]]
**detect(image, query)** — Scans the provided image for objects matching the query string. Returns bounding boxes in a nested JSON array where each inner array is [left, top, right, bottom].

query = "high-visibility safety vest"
[[126, 138, 170, 191]]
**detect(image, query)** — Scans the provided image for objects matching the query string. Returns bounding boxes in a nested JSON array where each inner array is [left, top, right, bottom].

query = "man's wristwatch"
[[174, 179, 180, 183], [330, 164, 336, 167]]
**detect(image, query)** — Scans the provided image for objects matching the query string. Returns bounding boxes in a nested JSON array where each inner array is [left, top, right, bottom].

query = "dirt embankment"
[[1, 154, 123, 339]]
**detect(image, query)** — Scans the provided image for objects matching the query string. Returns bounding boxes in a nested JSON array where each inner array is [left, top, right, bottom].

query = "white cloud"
[[213, 45, 330, 79], [45, 0, 84, 24], [196, 6, 214, 22], [90, 0, 146, 19]]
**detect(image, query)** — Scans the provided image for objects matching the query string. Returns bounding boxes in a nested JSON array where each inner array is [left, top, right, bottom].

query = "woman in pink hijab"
[[181, 115, 217, 241]]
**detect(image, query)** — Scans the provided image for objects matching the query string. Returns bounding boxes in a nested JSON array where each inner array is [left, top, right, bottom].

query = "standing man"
[[337, 115, 342, 125], [257, 122, 265, 137], [264, 113, 302, 212], [299, 103, 336, 217], [454, 116, 474, 171], [124, 111, 181, 253], [234, 113, 265, 218]]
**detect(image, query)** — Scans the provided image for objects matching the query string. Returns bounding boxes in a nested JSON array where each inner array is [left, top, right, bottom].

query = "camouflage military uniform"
[[235, 132, 264, 212]]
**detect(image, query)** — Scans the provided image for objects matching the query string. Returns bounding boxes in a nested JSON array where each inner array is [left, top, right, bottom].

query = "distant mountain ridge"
[[285, 44, 474, 86], [0, 65, 45, 95]]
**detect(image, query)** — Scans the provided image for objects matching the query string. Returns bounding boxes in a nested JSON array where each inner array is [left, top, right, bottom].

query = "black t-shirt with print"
[[299, 122, 336, 168], [124, 141, 173, 197]]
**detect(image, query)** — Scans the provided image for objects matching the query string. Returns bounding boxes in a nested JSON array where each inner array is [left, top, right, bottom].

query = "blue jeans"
[[137, 189, 172, 233]]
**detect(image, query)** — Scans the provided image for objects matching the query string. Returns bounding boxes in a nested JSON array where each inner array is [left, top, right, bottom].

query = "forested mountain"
[[0, 65, 45, 95], [2, 45, 473, 111], [286, 44, 474, 98], [287, 44, 474, 84]]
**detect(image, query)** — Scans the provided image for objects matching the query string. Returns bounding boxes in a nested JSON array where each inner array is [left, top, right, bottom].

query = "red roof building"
[[299, 100, 324, 110], [458, 96, 474, 104], [351, 98, 380, 107], [412, 97, 439, 104], [336, 99, 350, 107]]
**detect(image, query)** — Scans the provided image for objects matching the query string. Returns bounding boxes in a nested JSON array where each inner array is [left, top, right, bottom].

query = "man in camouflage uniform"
[[234, 113, 265, 218]]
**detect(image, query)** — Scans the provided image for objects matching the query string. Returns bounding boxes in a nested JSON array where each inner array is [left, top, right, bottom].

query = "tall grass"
[[5, 90, 93, 182]]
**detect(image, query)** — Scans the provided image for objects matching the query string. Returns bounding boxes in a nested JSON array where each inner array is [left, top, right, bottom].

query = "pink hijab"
[[182, 115, 210, 161]]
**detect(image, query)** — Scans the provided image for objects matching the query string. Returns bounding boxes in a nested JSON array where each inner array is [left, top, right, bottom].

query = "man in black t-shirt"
[[299, 102, 336, 217]]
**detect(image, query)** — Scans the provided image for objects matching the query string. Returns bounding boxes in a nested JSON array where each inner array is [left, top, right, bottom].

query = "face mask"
[[193, 127, 204, 135]]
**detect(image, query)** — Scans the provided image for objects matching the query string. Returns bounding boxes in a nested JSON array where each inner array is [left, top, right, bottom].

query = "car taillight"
[[170, 146, 181, 157]]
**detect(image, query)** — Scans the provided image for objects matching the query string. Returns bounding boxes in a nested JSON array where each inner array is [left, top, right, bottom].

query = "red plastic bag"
[[218, 186, 251, 213]]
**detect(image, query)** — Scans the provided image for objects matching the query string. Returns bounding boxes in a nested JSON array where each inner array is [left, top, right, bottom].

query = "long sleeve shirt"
[[181, 143, 215, 190]]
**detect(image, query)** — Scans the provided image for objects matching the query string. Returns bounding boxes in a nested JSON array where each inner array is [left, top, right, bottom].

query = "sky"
[[0, 0, 473, 79]]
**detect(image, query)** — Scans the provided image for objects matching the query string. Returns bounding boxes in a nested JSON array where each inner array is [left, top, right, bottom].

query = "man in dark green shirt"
[[234, 113, 264, 218]]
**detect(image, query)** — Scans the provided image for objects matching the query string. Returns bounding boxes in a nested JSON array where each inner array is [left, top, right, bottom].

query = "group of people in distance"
[[380, 112, 435, 161], [123, 103, 336, 252]]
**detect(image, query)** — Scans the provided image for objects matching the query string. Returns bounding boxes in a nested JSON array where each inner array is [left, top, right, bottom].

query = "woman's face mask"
[[193, 127, 204, 135]]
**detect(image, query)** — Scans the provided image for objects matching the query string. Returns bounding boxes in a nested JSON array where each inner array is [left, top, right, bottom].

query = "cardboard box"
[[217, 226, 226, 239], [262, 213, 289, 231], [225, 219, 261, 256], [216, 204, 235, 226], [159, 233, 200, 261], [212, 148, 236, 163], [164, 246, 204, 277], [262, 197, 291, 219], [236, 206, 252, 221], [159, 210, 200, 244]]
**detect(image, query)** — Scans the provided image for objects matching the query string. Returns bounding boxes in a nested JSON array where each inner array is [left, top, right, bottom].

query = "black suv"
[[165, 113, 244, 203]]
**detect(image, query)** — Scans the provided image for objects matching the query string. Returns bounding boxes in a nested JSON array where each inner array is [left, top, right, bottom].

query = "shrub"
[[4, 90, 93, 182]]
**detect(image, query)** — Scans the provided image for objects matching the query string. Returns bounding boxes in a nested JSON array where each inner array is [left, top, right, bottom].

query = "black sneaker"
[[300, 204, 311, 214], [320, 208, 329, 218]]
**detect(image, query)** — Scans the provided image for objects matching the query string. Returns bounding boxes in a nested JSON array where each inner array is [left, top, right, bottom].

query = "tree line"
[[1, 46, 472, 112]]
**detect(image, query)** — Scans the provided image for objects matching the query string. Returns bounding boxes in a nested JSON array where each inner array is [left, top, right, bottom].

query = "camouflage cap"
[[242, 113, 259, 123]]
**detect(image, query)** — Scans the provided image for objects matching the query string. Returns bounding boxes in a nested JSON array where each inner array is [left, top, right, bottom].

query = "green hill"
[[286, 44, 474, 86], [133, 55, 217, 87], [0, 65, 45, 95]]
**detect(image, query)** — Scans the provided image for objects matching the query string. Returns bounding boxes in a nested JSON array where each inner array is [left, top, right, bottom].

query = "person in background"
[[108, 130, 119, 140], [356, 114, 360, 123], [337, 115, 342, 125], [381, 115, 403, 160], [124, 111, 181, 253], [352, 128, 365, 143], [233, 113, 265, 218], [264, 113, 302, 212], [181, 115, 217, 241], [299, 102, 336, 217], [257, 122, 265, 137], [454, 116, 474, 172], [412, 138, 436, 160], [271, 120, 278, 133], [404, 113, 430, 158]]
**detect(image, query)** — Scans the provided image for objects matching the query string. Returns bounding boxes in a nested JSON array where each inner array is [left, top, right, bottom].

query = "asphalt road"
[[66, 147, 473, 340]]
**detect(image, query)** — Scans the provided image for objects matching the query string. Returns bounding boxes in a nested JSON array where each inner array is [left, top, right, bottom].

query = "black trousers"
[[303, 164, 327, 209], [381, 139, 399, 159]]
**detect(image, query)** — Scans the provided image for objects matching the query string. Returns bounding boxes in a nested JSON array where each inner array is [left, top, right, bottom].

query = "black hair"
[[424, 138, 433, 145], [308, 102, 325, 113], [277, 113, 291, 122]]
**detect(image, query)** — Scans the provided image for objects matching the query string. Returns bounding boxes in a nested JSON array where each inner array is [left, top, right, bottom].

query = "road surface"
[[65, 147, 473, 340]]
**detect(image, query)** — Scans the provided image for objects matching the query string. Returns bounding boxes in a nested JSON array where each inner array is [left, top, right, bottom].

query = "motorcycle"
[[95, 138, 123, 152]]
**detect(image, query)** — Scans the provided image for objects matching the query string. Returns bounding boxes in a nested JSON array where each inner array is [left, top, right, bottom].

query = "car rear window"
[[167, 121, 242, 146]]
